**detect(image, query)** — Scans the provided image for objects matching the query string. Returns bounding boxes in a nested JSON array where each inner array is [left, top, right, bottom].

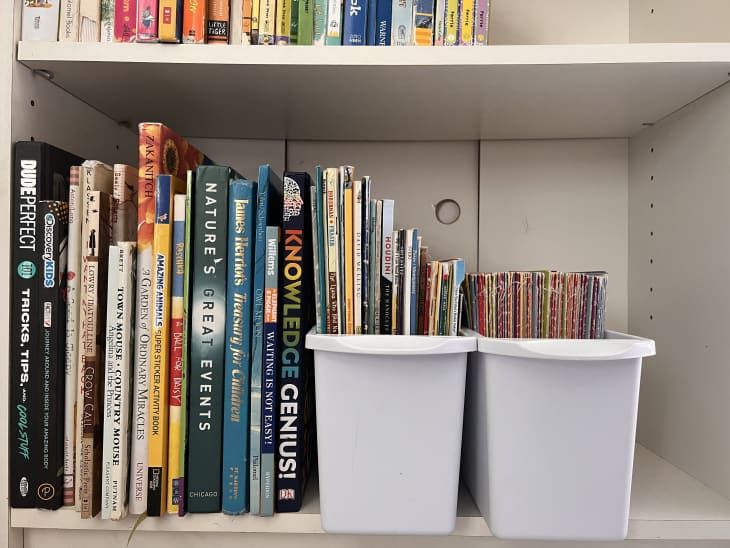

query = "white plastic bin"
[[306, 332, 476, 535], [461, 331, 656, 541]]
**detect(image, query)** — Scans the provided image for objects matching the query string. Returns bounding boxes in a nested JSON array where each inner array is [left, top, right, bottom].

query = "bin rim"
[[305, 329, 477, 355], [461, 329, 656, 361]]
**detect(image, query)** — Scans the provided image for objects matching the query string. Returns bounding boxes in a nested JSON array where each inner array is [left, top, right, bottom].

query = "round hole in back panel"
[[434, 199, 461, 225]]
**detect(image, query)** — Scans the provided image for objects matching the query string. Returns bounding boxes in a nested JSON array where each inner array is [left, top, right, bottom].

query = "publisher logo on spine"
[[17, 260, 36, 280]]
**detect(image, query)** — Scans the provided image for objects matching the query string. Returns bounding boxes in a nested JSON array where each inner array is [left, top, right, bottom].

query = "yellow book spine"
[[159, 0, 182, 42], [275, 0, 291, 43], [459, 0, 473, 45], [444, 0, 459, 45], [344, 185, 354, 334]]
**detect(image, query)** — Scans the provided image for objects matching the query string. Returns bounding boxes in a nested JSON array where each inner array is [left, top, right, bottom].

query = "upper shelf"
[[16, 42, 730, 141]]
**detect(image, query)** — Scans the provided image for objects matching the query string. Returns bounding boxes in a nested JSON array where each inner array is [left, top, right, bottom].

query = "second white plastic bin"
[[306, 332, 476, 535], [461, 331, 656, 541]]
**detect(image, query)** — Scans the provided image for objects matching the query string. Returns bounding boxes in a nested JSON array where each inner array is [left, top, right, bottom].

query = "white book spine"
[[59, 0, 81, 40], [79, 0, 101, 41], [101, 0, 114, 41], [22, 0, 62, 41], [433, 0, 445, 44], [326, 0, 342, 42], [352, 179, 362, 334], [231, 0, 244, 43], [64, 172, 80, 506]]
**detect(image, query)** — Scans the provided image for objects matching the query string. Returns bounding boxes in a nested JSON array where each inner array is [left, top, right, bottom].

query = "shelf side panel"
[[479, 139, 629, 332], [630, 81, 730, 500], [630, 0, 730, 43], [287, 141, 479, 272]]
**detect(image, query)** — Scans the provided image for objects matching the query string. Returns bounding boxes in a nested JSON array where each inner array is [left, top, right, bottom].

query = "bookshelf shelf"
[[16, 42, 730, 141], [10, 446, 730, 539]]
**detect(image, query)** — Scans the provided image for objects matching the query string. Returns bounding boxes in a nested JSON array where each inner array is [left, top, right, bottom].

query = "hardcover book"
[[101, 0, 115, 41], [187, 165, 236, 512], [342, 0, 366, 44], [276, 171, 315, 512], [313, 167, 327, 333], [390, 0, 412, 45], [458, 0, 473, 45], [414, 0, 434, 45], [275, 0, 291, 44], [365, 0, 376, 44], [159, 0, 184, 41], [222, 180, 257, 515], [379, 199, 394, 334], [136, 0, 159, 40], [114, 0, 137, 40], [297, 0, 313, 44], [59, 0, 80, 40], [206, 0, 229, 42], [182, 0, 206, 42], [433, 0, 444, 44], [22, 0, 62, 41], [343, 179, 353, 333], [375, 0, 391, 44], [257, 0, 276, 43], [35, 201, 69, 509], [325, 0, 342, 44], [241, 0, 252, 43], [112, 164, 138, 243], [79, 0, 101, 40], [324, 168, 340, 334], [11, 141, 81, 509], [444, 0, 458, 44], [250, 0, 260, 43], [352, 179, 362, 332], [312, 0, 326, 44], [473, 0, 488, 44]]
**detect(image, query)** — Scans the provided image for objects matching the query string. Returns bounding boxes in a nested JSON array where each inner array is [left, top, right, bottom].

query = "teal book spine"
[[222, 180, 257, 515], [260, 226, 279, 516], [313, 0, 326, 43], [186, 165, 233, 513], [250, 165, 283, 515], [314, 166, 327, 333]]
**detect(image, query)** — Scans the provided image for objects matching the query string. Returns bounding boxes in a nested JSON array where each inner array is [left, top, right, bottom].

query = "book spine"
[[342, 0, 366, 44], [187, 166, 230, 513], [309, 186, 323, 334], [448, 260, 464, 336], [298, 0, 313, 44], [371, 200, 381, 333], [250, 0, 260, 43], [352, 180, 362, 332], [114, 0, 137, 40], [260, 227, 279, 516], [113, 164, 138, 243], [222, 182, 256, 515], [167, 195, 186, 514], [207, 0, 230, 41], [409, 231, 419, 334], [315, 168, 328, 332], [111, 243, 136, 520], [379, 200, 394, 334], [79, 0, 101, 40], [414, 0, 434, 45], [22, 0, 62, 40], [443, 0, 457, 45], [361, 179, 370, 334], [35, 201, 69, 509], [275, 0, 291, 44], [59, 0, 81, 40], [182, 0, 206, 42], [458, 0, 472, 45], [80, 191, 112, 518], [433, 0, 444, 44], [101, 0, 115, 41], [64, 167, 81, 506], [365, 0, 376, 44], [237, 0, 249, 43], [277, 172, 313, 513], [392, 230, 400, 333], [473, 0, 487, 44], [343, 181, 354, 334], [136, 0, 159, 40], [401, 230, 411, 334], [257, 0, 276, 43], [290, 0, 299, 42], [159, 0, 184, 41], [375, 0, 390, 44], [325, 0, 342, 44], [313, 0, 326, 44], [390, 0, 412, 45], [324, 169, 339, 333], [417, 244, 427, 335]]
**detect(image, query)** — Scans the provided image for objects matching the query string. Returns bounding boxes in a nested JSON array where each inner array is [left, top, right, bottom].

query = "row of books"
[[310, 167, 465, 336], [23, 0, 490, 45], [9, 127, 315, 518], [461, 271, 609, 339]]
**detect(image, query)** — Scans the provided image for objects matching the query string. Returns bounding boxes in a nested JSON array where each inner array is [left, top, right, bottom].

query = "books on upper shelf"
[[26, 0, 490, 44]]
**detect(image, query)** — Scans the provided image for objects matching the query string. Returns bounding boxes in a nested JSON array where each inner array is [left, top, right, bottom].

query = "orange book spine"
[[206, 0, 229, 42], [182, 0, 206, 42]]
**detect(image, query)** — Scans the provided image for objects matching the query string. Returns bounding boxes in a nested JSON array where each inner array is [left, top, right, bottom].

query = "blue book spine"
[[366, 0, 377, 44], [222, 180, 257, 515], [390, 0, 413, 44], [343, 0, 367, 44], [375, 0, 391, 44], [260, 226, 279, 516]]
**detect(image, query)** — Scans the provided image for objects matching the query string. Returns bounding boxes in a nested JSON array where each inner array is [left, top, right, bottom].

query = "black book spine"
[[276, 172, 315, 513], [35, 201, 69, 509], [361, 180, 370, 334], [186, 166, 231, 512]]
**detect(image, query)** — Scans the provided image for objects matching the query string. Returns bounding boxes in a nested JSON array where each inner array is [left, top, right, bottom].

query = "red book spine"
[[115, 0, 138, 40]]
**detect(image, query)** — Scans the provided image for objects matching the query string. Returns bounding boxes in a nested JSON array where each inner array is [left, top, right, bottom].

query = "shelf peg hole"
[[650, 314, 653, 320], [30, 136, 35, 141], [30, 100, 35, 107], [650, 147, 654, 153], [650, 258, 654, 264], [434, 199, 461, 225], [650, 231, 654, 236], [650, 287, 654, 293], [650, 203, 654, 208], [650, 175, 654, 181]]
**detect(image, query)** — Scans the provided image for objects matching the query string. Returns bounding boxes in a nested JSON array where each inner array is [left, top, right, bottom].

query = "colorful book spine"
[[182, 0, 206, 42], [260, 227, 279, 516], [352, 179, 362, 332], [290, 0, 299, 42], [458, 0, 472, 45], [325, 0, 342, 44], [433, 0, 444, 44], [114, 0, 137, 40], [257, 0, 276, 43], [136, 0, 159, 40], [298, 0, 313, 44], [414, 0, 434, 44], [324, 168, 339, 333], [379, 199, 394, 334], [159, 0, 184, 41], [313, 0, 326, 44], [187, 165, 232, 513], [314, 167, 328, 332], [342, 0, 366, 44], [132, 122, 206, 515], [275, 0, 291, 44], [365, 0, 376, 44], [360, 179, 370, 334], [207, 0, 230, 42], [473, 0, 487, 44], [250, 0, 260, 43], [375, 0, 390, 44], [35, 201, 69, 509], [222, 180, 257, 515], [79, 190, 113, 519], [443, 0, 457, 45], [101, 0, 115, 41], [167, 195, 186, 514], [79, 0, 101, 40], [277, 172, 315, 512], [390, 0, 412, 45], [59, 0, 80, 40], [343, 179, 353, 334], [113, 164, 138, 243], [22, 0, 62, 40]]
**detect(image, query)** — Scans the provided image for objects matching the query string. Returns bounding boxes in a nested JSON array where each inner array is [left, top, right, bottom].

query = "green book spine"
[[186, 166, 232, 513], [298, 0, 313, 44], [291, 0, 300, 42]]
